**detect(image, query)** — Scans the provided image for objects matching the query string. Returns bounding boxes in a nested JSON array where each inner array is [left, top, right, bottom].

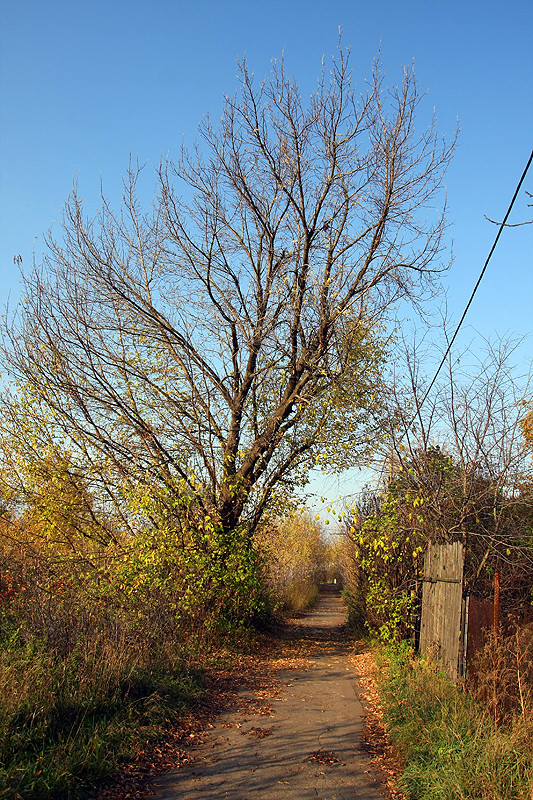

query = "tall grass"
[[254, 511, 328, 616], [277, 579, 320, 613], [0, 616, 204, 799], [470, 625, 533, 726], [377, 642, 533, 800]]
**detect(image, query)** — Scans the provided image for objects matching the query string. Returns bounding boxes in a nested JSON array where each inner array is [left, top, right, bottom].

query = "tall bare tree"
[[1, 48, 454, 535]]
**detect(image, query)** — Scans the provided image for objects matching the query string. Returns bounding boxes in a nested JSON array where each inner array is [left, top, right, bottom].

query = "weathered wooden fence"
[[419, 541, 464, 681], [419, 542, 532, 680]]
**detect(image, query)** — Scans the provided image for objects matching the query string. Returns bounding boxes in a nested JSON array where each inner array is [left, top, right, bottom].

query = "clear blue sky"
[[1, 0, 532, 509]]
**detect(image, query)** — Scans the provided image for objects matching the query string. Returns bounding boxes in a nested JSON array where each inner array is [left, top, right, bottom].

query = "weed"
[[470, 624, 533, 725]]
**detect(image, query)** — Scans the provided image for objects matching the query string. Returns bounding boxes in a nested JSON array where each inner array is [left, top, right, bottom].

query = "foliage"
[[340, 587, 366, 635], [0, 520, 207, 800], [521, 406, 533, 452], [393, 445, 532, 606], [380, 336, 533, 609], [0, 449, 269, 797], [255, 510, 327, 613], [342, 439, 533, 640], [340, 481, 424, 641], [378, 643, 533, 800], [365, 577, 414, 643]]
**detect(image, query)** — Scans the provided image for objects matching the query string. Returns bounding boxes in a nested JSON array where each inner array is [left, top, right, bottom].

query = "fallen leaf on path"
[[306, 750, 340, 764], [352, 648, 407, 800], [95, 610, 404, 800], [244, 727, 273, 739], [248, 704, 273, 716]]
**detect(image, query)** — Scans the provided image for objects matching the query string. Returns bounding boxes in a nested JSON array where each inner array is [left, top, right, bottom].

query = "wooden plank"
[[419, 541, 464, 681]]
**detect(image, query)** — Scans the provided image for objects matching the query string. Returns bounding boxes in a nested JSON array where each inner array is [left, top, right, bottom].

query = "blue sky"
[[1, 0, 532, 510]]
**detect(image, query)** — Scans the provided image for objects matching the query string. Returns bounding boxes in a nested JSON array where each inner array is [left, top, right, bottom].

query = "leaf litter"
[[96, 626, 405, 800]]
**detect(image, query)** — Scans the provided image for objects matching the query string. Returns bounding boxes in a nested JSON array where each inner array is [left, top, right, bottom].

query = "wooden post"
[[493, 571, 500, 634], [419, 541, 464, 681]]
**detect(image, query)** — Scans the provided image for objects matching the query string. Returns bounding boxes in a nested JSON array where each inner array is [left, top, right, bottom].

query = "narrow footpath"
[[149, 586, 385, 800]]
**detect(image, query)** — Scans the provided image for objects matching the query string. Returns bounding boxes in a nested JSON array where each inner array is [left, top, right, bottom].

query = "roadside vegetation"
[[376, 638, 533, 800], [0, 490, 330, 798], [256, 511, 331, 614], [340, 337, 533, 644], [339, 338, 533, 800]]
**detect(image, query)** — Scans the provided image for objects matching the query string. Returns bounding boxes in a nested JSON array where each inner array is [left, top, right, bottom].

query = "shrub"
[[0, 506, 267, 797], [255, 512, 327, 614]]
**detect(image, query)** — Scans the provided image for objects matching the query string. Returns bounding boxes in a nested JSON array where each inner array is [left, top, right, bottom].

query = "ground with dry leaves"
[[352, 648, 407, 800], [96, 588, 405, 800]]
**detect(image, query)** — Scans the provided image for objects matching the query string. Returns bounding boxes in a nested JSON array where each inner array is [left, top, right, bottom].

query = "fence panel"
[[419, 541, 464, 681]]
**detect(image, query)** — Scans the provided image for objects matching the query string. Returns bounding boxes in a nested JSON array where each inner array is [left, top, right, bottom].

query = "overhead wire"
[[413, 147, 533, 420]]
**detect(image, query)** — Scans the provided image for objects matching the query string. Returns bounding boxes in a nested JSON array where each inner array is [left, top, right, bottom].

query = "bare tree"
[[1, 47, 454, 536]]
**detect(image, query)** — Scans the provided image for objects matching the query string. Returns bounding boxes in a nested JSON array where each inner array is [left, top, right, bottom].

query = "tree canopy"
[[1, 47, 454, 535]]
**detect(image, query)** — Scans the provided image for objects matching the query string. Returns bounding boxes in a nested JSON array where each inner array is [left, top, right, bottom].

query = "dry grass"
[[0, 533, 214, 799], [376, 641, 533, 800], [279, 580, 320, 613], [470, 624, 533, 726]]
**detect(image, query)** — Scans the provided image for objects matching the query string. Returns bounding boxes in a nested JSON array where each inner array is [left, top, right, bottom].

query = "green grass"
[[377, 643, 533, 800], [0, 629, 204, 800]]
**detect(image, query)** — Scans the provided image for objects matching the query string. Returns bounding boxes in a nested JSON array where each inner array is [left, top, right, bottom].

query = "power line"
[[415, 148, 533, 417]]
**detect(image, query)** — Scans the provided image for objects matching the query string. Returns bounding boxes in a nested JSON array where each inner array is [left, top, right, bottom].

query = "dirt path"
[[149, 586, 384, 800]]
